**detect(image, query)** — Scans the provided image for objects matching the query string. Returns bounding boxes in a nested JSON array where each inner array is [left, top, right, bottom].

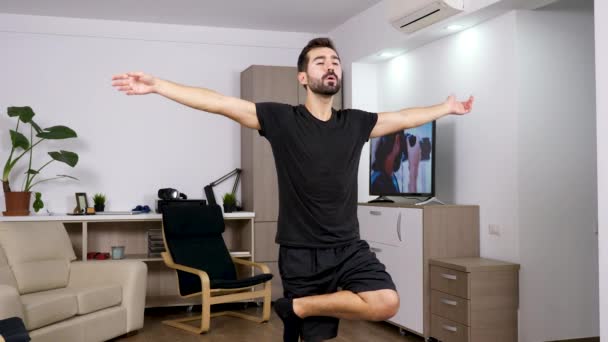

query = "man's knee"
[[361, 289, 400, 321]]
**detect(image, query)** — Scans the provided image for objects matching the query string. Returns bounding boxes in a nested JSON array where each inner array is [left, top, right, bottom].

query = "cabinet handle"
[[442, 325, 458, 332], [396, 212, 402, 242], [370, 247, 382, 253], [441, 299, 458, 306], [370, 210, 382, 216], [441, 273, 457, 280]]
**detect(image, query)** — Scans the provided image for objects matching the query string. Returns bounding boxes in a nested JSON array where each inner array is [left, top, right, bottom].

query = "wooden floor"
[[113, 304, 425, 342]]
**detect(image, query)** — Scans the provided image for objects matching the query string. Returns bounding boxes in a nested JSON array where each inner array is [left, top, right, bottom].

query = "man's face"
[[300, 47, 342, 96]]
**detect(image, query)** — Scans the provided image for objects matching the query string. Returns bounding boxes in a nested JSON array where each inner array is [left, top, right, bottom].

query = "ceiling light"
[[379, 52, 395, 58], [446, 24, 464, 31]]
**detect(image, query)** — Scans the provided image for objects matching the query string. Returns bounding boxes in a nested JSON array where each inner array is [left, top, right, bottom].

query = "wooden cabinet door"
[[393, 208, 424, 334], [252, 135, 279, 221], [254, 221, 279, 262], [359, 206, 424, 335], [241, 66, 299, 221], [250, 65, 299, 105]]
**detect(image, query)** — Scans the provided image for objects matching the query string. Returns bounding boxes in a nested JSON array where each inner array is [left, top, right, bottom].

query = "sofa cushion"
[[20, 288, 78, 330], [68, 284, 122, 315], [12, 259, 70, 295], [0, 243, 18, 289], [0, 221, 76, 294]]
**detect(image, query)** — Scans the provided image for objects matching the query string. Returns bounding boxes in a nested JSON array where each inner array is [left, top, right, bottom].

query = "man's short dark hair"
[[297, 38, 339, 73]]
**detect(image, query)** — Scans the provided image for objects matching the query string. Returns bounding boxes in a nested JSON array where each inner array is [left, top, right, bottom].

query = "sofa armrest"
[[68, 260, 147, 332], [0, 285, 24, 321]]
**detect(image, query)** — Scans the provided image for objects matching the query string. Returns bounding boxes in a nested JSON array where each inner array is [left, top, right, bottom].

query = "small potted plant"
[[222, 193, 237, 213], [2, 106, 79, 215], [93, 193, 106, 212]]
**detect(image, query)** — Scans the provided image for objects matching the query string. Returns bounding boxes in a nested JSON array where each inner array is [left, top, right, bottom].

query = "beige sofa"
[[0, 221, 147, 342]]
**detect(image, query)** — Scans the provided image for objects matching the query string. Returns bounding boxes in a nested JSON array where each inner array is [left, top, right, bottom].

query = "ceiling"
[[0, 0, 383, 33]]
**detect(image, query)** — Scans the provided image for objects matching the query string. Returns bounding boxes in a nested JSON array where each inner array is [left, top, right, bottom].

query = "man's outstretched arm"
[[111, 72, 260, 130], [370, 95, 474, 138]]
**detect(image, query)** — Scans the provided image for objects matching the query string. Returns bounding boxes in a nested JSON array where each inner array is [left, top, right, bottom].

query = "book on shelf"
[[147, 227, 166, 257], [148, 240, 164, 247], [229, 251, 250, 257]]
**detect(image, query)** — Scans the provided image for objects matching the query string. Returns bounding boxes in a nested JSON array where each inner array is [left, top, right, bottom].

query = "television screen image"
[[369, 121, 435, 197]]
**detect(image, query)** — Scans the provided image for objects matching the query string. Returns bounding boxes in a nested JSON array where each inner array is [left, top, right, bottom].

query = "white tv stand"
[[415, 197, 445, 206], [357, 203, 479, 338]]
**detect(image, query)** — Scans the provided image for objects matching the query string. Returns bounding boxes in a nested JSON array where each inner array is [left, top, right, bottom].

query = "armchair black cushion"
[[162, 204, 272, 296]]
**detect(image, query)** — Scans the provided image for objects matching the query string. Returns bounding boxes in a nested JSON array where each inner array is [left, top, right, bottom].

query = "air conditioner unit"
[[388, 0, 464, 34]]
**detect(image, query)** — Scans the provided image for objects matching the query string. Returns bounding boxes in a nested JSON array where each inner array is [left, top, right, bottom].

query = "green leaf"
[[26, 169, 39, 175], [56, 174, 78, 181], [9, 130, 30, 150], [48, 151, 79, 167], [37, 126, 77, 140], [7, 106, 35, 123], [29, 120, 43, 134]]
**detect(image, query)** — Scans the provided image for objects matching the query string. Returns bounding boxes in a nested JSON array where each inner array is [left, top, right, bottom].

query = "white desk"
[[0, 212, 257, 307], [0, 212, 256, 262]]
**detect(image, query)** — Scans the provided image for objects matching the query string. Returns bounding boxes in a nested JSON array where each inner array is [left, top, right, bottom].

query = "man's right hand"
[[110, 71, 260, 129], [111, 72, 158, 95]]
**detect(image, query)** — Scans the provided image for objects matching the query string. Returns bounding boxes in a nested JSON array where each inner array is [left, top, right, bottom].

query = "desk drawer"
[[430, 265, 469, 299], [431, 290, 469, 325], [431, 314, 469, 342]]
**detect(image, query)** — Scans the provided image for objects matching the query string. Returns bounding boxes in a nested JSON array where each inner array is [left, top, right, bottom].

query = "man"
[[112, 37, 474, 341]]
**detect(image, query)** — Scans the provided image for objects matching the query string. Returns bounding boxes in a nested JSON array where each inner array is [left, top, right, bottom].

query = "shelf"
[[119, 252, 252, 262], [0, 211, 255, 222], [25, 210, 258, 307]]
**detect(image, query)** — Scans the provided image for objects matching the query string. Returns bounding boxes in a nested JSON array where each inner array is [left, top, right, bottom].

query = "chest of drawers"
[[429, 257, 519, 342]]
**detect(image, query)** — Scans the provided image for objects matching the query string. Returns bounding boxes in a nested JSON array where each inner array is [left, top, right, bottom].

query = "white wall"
[[334, 0, 598, 341], [0, 13, 314, 213], [352, 63, 380, 201], [373, 13, 520, 264], [516, 2, 598, 340], [596, 0, 608, 339]]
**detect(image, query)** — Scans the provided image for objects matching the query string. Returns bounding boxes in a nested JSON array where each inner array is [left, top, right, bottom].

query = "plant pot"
[[223, 203, 236, 213], [94, 204, 105, 212], [3, 191, 32, 216]]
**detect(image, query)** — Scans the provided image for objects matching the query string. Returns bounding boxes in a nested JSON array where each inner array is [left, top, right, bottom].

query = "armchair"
[[160, 203, 272, 334]]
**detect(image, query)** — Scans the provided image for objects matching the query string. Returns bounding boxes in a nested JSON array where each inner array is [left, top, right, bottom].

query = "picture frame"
[[75, 192, 88, 214]]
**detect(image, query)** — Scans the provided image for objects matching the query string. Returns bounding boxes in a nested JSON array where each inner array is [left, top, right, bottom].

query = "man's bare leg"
[[293, 289, 399, 321]]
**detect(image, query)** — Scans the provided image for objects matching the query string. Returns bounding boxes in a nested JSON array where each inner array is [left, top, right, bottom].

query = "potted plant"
[[93, 193, 106, 212], [222, 193, 237, 213], [2, 106, 79, 216]]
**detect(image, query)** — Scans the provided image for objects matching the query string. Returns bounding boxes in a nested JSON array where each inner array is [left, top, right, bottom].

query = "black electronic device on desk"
[[156, 188, 206, 213], [156, 199, 207, 214]]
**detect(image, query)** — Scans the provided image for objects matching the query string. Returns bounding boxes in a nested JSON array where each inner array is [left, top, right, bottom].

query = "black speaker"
[[157, 188, 187, 200]]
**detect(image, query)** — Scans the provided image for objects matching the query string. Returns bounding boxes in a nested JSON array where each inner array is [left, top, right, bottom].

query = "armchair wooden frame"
[[160, 251, 272, 334]]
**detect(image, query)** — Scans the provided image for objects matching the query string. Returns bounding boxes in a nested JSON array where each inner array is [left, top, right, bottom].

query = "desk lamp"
[[203, 168, 241, 206]]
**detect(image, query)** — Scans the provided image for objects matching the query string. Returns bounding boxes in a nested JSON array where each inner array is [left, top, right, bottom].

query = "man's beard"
[[308, 72, 341, 96]]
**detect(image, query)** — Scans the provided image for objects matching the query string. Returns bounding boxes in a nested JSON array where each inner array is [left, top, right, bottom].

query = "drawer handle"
[[370, 210, 382, 216], [441, 273, 458, 280], [442, 324, 458, 332], [396, 212, 402, 241], [441, 299, 458, 306], [370, 247, 382, 253]]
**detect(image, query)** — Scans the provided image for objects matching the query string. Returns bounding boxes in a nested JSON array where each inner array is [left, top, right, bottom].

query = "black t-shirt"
[[256, 103, 378, 247]]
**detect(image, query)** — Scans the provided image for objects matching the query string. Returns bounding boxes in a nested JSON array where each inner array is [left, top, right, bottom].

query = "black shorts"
[[278, 239, 396, 341]]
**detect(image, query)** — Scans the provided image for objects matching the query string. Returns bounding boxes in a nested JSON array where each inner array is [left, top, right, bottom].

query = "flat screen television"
[[369, 121, 435, 200]]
